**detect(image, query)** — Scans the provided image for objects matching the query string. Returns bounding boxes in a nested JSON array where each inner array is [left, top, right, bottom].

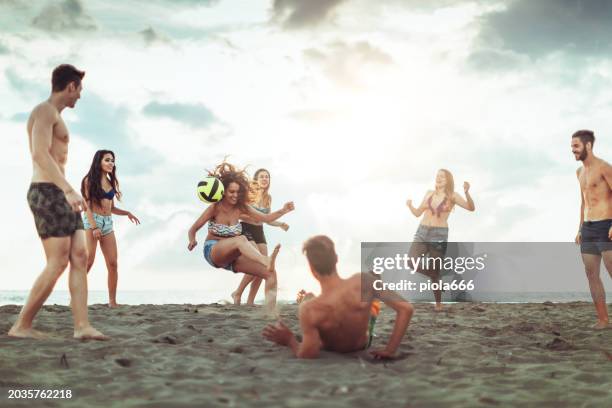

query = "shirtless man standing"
[[8, 64, 107, 340], [263, 235, 413, 359], [573, 129, 612, 329]]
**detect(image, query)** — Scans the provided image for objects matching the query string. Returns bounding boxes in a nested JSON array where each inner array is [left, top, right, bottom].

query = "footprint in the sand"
[[153, 334, 180, 345], [185, 324, 203, 334], [544, 337, 574, 351], [365, 351, 412, 364], [115, 358, 132, 367], [145, 325, 173, 336], [229, 346, 244, 354]]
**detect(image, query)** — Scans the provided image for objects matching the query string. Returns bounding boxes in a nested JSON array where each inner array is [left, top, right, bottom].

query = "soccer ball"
[[197, 176, 224, 203]]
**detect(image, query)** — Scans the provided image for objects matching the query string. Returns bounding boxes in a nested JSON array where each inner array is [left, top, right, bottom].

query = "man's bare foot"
[[231, 291, 242, 305], [74, 326, 109, 341], [434, 303, 444, 312], [267, 244, 281, 272], [593, 320, 609, 330], [8, 326, 49, 339], [108, 302, 121, 308]]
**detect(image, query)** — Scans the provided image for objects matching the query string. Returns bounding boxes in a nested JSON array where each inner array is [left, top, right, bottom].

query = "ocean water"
[[0, 290, 598, 306]]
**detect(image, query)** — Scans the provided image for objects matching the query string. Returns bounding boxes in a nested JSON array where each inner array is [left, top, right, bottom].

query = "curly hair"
[[209, 161, 251, 212]]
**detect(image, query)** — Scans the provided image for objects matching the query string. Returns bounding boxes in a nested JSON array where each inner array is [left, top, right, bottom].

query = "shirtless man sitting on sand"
[[8, 64, 107, 340], [263, 235, 413, 359], [573, 130, 612, 329]]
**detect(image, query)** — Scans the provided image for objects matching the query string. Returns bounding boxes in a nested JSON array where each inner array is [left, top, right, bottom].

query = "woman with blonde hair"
[[231, 168, 290, 305], [406, 169, 475, 311]]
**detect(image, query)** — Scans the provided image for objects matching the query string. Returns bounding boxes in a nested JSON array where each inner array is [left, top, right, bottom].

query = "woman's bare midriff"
[[420, 210, 452, 228], [90, 200, 112, 216], [206, 233, 232, 241]]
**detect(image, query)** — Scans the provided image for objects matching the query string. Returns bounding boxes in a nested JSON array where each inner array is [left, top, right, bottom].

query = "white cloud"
[[32, 0, 97, 32]]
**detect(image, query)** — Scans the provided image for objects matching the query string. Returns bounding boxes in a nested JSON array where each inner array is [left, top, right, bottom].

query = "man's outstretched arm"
[[262, 305, 322, 359], [368, 275, 414, 359]]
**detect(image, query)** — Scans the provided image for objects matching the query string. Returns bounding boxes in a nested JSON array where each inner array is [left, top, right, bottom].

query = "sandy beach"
[[1, 302, 611, 407]]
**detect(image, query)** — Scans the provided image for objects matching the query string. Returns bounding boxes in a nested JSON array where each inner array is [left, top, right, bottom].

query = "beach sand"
[[1, 302, 611, 407]]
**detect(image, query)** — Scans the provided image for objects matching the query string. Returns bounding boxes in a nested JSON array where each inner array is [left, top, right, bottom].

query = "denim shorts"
[[203, 240, 235, 272], [82, 213, 114, 236], [413, 224, 449, 255]]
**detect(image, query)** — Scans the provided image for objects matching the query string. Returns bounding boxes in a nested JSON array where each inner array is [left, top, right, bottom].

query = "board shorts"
[[27, 183, 84, 239], [203, 239, 236, 272], [413, 224, 449, 255], [82, 213, 114, 236], [580, 220, 612, 255], [241, 222, 267, 244]]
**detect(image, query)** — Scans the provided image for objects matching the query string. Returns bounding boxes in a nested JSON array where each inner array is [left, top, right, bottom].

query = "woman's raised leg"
[[211, 236, 268, 269], [233, 244, 280, 312]]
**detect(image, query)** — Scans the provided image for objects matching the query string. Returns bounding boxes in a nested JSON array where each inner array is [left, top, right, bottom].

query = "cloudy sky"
[[2, 0, 612, 298]]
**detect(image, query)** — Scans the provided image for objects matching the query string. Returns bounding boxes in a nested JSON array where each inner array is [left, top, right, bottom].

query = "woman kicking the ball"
[[188, 161, 294, 312]]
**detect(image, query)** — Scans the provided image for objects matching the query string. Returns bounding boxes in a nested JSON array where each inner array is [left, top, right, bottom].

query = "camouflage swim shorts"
[[27, 183, 84, 239]]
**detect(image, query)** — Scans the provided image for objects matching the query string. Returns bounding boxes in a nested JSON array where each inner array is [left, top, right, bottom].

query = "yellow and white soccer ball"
[[197, 176, 224, 203]]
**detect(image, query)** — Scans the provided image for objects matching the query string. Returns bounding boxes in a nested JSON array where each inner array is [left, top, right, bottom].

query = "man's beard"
[[574, 149, 588, 161]]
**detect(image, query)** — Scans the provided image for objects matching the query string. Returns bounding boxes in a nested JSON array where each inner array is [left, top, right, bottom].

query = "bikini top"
[[427, 194, 450, 217], [101, 188, 115, 200], [208, 219, 242, 237]]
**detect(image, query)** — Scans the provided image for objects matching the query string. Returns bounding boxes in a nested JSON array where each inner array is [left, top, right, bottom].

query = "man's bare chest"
[[580, 168, 604, 193], [53, 119, 70, 143]]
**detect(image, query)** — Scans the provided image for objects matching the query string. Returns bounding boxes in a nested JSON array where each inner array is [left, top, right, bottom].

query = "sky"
[[2, 0, 612, 299]]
